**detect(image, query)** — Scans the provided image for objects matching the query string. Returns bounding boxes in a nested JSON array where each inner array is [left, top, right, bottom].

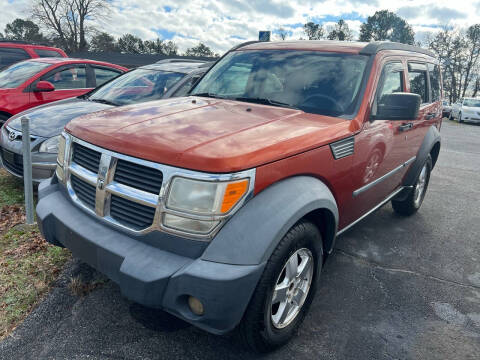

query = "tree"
[[117, 33, 145, 54], [462, 25, 480, 97], [303, 22, 324, 40], [327, 19, 353, 41], [162, 40, 178, 56], [359, 10, 414, 45], [31, 0, 110, 52], [4, 18, 49, 43], [184, 43, 214, 57], [89, 31, 116, 52], [277, 28, 288, 40]]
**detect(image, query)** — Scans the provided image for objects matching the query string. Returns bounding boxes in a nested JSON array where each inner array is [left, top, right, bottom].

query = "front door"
[[346, 60, 413, 225], [30, 64, 92, 108]]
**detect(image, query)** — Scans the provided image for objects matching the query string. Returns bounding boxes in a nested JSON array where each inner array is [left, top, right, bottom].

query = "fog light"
[[188, 296, 204, 316]]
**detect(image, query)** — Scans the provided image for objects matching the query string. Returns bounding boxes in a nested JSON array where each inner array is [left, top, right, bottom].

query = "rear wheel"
[[392, 155, 432, 216], [238, 220, 322, 353]]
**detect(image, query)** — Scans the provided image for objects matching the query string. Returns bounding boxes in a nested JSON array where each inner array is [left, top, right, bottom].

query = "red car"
[[0, 58, 127, 126], [0, 41, 68, 69]]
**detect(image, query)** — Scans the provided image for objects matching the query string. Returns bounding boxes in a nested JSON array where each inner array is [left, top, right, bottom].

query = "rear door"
[[405, 61, 439, 157], [29, 63, 93, 108]]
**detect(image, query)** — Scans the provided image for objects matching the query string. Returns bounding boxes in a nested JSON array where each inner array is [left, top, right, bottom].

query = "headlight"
[[166, 177, 249, 215], [39, 135, 61, 153], [163, 176, 250, 235]]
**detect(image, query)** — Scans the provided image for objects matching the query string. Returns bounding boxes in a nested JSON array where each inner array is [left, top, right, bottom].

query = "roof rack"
[[0, 39, 28, 44], [360, 41, 435, 57], [156, 59, 206, 64]]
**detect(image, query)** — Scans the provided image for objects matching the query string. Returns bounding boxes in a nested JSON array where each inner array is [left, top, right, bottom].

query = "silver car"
[[0, 59, 211, 182]]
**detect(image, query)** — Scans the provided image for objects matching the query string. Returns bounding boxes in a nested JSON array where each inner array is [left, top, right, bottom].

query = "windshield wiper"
[[88, 98, 120, 106], [193, 92, 226, 99], [233, 97, 299, 110]]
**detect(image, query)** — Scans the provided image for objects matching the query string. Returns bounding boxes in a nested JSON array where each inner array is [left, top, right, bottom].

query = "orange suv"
[[37, 41, 442, 352]]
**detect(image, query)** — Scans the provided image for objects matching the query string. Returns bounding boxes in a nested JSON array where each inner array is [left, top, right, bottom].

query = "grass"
[[0, 169, 70, 340]]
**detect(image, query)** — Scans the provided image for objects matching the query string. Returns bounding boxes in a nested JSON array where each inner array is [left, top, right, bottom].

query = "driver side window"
[[373, 62, 404, 116]]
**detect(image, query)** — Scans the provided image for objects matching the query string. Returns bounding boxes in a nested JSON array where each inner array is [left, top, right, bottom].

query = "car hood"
[[66, 96, 354, 173], [462, 106, 480, 112], [6, 98, 112, 138]]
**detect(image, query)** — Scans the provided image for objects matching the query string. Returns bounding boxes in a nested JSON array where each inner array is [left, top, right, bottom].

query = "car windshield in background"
[[192, 50, 369, 117], [88, 68, 185, 106], [463, 99, 480, 107], [0, 61, 51, 88]]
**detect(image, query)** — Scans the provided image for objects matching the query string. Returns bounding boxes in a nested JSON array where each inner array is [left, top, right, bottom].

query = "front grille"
[[114, 159, 163, 194], [110, 195, 156, 230], [1, 148, 23, 175], [72, 143, 101, 173], [71, 175, 96, 210]]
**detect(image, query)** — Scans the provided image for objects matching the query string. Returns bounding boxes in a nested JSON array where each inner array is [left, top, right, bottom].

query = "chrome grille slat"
[[71, 175, 96, 210]]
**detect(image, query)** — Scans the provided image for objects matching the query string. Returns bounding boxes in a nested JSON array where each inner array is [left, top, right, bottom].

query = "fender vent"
[[330, 137, 355, 159]]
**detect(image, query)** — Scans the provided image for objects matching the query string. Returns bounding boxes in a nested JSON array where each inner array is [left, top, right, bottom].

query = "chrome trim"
[[32, 162, 57, 169], [353, 156, 416, 197], [5, 126, 37, 142], [63, 134, 256, 240], [338, 187, 405, 236]]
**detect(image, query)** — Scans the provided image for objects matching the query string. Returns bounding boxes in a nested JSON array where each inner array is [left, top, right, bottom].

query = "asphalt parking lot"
[[1, 119, 479, 360]]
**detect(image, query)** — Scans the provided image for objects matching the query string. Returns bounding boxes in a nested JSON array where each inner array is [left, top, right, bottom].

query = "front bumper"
[[36, 178, 264, 334]]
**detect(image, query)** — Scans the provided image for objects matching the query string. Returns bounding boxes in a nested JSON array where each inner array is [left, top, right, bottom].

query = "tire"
[[238, 220, 322, 353], [392, 155, 432, 216], [0, 114, 9, 128]]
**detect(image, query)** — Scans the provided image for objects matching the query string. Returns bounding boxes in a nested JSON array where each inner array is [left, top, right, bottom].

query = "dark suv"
[[37, 41, 442, 352]]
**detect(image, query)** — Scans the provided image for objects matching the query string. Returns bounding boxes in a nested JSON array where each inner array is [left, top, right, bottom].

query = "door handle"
[[398, 122, 413, 132], [425, 112, 435, 120]]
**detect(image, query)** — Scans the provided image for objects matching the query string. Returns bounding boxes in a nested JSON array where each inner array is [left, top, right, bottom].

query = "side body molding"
[[202, 176, 339, 266]]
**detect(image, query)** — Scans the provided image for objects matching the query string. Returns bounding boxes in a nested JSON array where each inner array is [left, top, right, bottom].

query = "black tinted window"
[[0, 47, 30, 68], [377, 62, 403, 101], [408, 63, 429, 104], [192, 50, 369, 117], [427, 63, 441, 102], [34, 49, 63, 57]]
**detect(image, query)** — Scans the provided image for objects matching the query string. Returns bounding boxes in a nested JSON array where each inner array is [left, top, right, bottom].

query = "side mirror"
[[34, 81, 55, 92], [373, 92, 421, 121]]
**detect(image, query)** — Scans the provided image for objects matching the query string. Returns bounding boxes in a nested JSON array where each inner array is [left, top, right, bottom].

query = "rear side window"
[[43, 65, 87, 89], [427, 63, 441, 102], [94, 67, 121, 86], [34, 49, 63, 57], [0, 47, 30, 69], [408, 63, 429, 104]]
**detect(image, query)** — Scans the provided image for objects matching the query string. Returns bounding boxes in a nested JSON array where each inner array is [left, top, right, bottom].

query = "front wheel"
[[238, 220, 322, 353], [392, 155, 432, 216]]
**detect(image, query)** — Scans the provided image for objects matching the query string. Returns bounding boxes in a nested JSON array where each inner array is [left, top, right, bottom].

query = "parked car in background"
[[36, 41, 442, 352], [0, 57, 126, 127], [450, 97, 480, 123], [0, 59, 210, 182], [0, 40, 67, 69], [441, 100, 451, 118]]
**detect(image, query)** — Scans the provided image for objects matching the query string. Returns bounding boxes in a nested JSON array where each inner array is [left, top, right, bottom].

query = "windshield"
[[463, 99, 480, 107], [0, 61, 51, 88], [192, 50, 369, 117], [88, 68, 185, 106]]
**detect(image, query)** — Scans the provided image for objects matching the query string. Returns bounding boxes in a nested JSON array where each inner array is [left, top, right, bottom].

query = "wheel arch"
[[201, 176, 339, 266]]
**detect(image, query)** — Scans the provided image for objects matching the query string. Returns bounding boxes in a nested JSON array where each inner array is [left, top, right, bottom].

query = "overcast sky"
[[1, 0, 479, 53]]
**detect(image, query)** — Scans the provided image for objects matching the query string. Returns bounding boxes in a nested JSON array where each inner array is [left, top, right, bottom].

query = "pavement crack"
[[335, 248, 480, 291]]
